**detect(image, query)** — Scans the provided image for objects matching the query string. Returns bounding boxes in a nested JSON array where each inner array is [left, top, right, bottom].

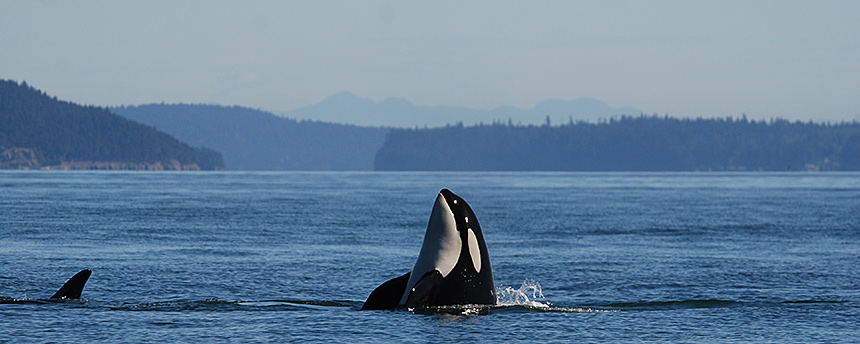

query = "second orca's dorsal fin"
[[50, 269, 91, 300]]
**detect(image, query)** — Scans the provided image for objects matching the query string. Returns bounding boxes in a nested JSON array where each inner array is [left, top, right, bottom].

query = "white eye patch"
[[467, 227, 481, 273]]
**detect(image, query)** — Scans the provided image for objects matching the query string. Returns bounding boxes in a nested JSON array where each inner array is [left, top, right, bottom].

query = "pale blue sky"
[[2, 1, 858, 123]]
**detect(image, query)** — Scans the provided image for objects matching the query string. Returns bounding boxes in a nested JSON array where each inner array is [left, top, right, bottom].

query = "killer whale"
[[0, 269, 91, 304], [362, 189, 495, 311]]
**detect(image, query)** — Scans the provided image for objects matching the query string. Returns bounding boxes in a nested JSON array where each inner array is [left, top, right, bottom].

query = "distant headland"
[[0, 79, 223, 170], [375, 116, 860, 172]]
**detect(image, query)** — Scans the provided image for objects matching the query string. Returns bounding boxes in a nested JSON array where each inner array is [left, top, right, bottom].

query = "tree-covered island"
[[1, 79, 223, 170]]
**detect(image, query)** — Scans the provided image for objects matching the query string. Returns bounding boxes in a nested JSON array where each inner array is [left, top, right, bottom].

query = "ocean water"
[[1, 171, 858, 343]]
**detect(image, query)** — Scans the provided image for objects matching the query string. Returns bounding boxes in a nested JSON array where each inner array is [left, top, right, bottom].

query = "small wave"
[[111, 299, 358, 312], [238, 299, 356, 309], [781, 299, 846, 304], [603, 299, 740, 310], [113, 299, 236, 312]]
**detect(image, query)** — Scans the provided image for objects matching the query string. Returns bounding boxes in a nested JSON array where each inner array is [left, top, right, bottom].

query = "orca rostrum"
[[0, 269, 91, 304], [362, 189, 495, 311]]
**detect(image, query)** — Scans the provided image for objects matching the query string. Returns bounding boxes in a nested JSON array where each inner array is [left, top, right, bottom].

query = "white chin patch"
[[467, 227, 481, 273], [414, 193, 462, 279], [401, 193, 463, 305]]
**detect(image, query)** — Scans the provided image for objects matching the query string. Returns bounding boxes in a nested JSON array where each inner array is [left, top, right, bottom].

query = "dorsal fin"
[[50, 269, 91, 300]]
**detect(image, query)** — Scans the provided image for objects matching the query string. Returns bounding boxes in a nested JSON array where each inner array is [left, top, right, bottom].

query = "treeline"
[[375, 115, 860, 171], [0, 79, 223, 170]]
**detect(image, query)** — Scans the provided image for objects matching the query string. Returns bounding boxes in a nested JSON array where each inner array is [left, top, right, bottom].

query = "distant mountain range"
[[285, 91, 641, 128], [112, 104, 388, 171]]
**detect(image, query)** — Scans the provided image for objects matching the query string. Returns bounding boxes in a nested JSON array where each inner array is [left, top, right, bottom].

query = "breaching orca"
[[361, 189, 495, 311], [0, 269, 91, 304]]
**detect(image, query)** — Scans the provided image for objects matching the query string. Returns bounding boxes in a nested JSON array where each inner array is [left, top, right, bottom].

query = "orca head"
[[438, 189, 489, 276], [399, 189, 494, 307]]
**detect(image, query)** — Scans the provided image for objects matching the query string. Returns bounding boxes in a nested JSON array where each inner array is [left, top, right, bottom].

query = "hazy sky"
[[2, 1, 858, 122]]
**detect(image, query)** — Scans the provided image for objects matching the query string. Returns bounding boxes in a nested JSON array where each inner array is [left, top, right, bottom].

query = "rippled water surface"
[[1, 171, 858, 342]]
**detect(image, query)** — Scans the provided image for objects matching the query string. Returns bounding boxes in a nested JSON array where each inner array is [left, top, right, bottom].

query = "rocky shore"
[[1, 147, 203, 171]]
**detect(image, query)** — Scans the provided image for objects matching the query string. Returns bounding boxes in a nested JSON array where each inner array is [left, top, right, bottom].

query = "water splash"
[[496, 279, 550, 309], [496, 279, 617, 313]]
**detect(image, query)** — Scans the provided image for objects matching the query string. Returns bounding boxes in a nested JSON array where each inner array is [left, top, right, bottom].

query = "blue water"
[[1, 171, 858, 343]]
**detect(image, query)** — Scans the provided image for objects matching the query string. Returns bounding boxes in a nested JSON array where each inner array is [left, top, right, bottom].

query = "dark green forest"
[[375, 115, 860, 171], [0, 79, 223, 170]]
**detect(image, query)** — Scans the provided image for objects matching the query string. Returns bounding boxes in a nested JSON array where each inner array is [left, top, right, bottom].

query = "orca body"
[[362, 189, 495, 311], [0, 269, 91, 304]]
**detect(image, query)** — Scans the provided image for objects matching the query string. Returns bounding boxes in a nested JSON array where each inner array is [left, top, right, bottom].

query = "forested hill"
[[375, 116, 860, 171], [0, 79, 223, 170], [112, 104, 389, 170]]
